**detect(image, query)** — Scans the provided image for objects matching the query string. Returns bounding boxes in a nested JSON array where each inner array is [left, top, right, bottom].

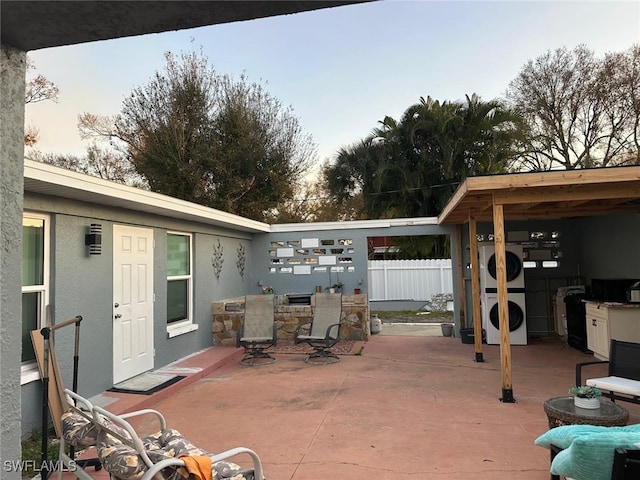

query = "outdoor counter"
[[212, 294, 370, 346], [584, 300, 640, 360]]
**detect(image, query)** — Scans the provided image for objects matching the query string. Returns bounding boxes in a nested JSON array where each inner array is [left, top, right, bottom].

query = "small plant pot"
[[441, 323, 454, 337], [574, 396, 600, 409]]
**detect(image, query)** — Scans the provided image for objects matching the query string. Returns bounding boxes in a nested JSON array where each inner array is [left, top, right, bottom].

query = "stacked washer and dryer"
[[479, 245, 528, 345]]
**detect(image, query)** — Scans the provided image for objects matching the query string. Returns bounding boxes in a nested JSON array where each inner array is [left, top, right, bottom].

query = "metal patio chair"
[[294, 293, 343, 364], [236, 294, 277, 366]]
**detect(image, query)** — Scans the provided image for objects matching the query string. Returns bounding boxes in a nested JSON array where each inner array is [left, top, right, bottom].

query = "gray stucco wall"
[[21, 193, 253, 436], [249, 222, 459, 316], [152, 231, 253, 368], [1, 44, 26, 472], [576, 213, 640, 281]]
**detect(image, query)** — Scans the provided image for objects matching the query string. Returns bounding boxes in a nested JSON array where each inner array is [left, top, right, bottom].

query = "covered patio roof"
[[437, 165, 640, 403], [438, 166, 640, 224]]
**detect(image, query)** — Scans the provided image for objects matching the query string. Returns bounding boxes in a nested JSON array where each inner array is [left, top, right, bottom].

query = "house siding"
[[249, 224, 459, 301], [576, 213, 640, 280], [20, 193, 253, 436]]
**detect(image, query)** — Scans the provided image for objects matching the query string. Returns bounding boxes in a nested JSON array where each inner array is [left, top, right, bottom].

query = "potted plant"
[[441, 323, 454, 337], [326, 282, 343, 294], [569, 385, 602, 409]]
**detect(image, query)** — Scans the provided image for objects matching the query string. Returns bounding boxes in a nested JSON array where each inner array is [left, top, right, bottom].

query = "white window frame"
[[166, 231, 197, 338], [21, 212, 50, 385]]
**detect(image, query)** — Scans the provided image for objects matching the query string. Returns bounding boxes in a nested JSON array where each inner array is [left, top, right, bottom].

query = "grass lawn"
[[371, 310, 453, 322]]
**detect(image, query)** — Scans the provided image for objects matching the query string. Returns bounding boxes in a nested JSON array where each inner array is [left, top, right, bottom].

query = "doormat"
[[269, 340, 365, 356], [108, 373, 185, 395]]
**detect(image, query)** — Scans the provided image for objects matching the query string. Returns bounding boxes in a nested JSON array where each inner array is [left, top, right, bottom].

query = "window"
[[166, 232, 194, 335], [22, 213, 49, 383]]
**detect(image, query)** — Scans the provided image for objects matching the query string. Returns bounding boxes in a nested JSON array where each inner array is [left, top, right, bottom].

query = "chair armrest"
[[294, 321, 312, 336], [140, 447, 264, 480], [576, 360, 609, 386], [236, 323, 244, 348], [210, 447, 264, 480], [119, 408, 168, 432], [324, 322, 342, 342]]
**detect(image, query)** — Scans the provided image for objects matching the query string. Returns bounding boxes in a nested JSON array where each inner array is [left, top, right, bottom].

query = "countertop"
[[583, 299, 640, 309]]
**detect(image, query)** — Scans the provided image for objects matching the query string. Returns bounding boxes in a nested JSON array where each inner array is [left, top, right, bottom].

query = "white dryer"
[[482, 292, 527, 345], [479, 245, 525, 290]]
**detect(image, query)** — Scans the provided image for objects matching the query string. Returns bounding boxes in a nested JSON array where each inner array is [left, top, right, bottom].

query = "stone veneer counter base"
[[212, 294, 370, 346]]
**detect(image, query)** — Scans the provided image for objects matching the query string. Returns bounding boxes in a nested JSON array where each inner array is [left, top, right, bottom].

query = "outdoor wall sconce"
[[85, 223, 102, 255]]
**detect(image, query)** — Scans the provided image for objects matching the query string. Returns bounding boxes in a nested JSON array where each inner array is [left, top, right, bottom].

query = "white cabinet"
[[585, 305, 608, 359], [585, 302, 640, 360]]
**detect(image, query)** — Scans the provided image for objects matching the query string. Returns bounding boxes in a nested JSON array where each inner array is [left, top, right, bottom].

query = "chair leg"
[[550, 444, 560, 480], [240, 348, 276, 366], [305, 347, 340, 365]]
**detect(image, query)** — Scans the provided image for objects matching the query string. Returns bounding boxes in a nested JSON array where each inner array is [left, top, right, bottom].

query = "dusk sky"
[[25, 0, 640, 173]]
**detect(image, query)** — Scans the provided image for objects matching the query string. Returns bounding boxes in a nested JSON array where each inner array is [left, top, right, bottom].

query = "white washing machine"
[[479, 245, 525, 290], [482, 292, 528, 345]]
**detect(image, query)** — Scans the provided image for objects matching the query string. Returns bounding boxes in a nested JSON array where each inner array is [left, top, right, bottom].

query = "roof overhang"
[[438, 166, 640, 225], [1, 1, 370, 51], [270, 217, 439, 233], [24, 160, 271, 233]]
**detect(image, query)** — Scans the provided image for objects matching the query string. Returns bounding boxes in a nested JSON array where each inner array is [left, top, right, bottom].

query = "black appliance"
[[565, 293, 587, 351], [591, 278, 639, 303]]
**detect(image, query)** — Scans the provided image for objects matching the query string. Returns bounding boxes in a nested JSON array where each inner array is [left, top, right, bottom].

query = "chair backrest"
[[609, 340, 640, 381], [311, 293, 342, 338], [243, 295, 275, 338]]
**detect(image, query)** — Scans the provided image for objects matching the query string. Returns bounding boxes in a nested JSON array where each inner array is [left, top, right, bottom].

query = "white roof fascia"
[[24, 161, 440, 234], [270, 217, 439, 233], [24, 160, 270, 233]]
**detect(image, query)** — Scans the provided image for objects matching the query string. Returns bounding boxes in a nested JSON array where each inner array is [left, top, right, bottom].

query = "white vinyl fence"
[[368, 259, 453, 301]]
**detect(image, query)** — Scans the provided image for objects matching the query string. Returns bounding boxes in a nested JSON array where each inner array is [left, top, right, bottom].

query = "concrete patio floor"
[[73, 334, 640, 480]]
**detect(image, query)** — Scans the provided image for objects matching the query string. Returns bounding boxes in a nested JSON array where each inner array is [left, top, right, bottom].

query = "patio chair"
[[59, 389, 264, 480], [294, 293, 343, 364], [236, 294, 277, 366], [575, 339, 640, 405]]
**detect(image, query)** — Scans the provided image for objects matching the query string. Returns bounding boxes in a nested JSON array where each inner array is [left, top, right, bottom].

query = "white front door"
[[113, 225, 154, 384]]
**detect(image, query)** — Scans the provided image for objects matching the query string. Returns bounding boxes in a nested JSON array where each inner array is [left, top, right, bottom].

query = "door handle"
[[115, 313, 122, 319], [114, 303, 119, 308], [592, 319, 597, 326]]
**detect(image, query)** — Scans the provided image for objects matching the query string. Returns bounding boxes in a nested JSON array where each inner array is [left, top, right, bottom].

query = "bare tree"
[[602, 45, 640, 165], [24, 58, 59, 104], [507, 44, 639, 170], [26, 143, 145, 187], [24, 57, 60, 146]]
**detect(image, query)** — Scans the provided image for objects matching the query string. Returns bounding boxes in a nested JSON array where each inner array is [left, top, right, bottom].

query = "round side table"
[[543, 396, 629, 429]]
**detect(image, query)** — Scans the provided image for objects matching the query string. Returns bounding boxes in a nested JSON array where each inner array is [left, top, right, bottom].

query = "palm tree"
[[324, 94, 524, 220]]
